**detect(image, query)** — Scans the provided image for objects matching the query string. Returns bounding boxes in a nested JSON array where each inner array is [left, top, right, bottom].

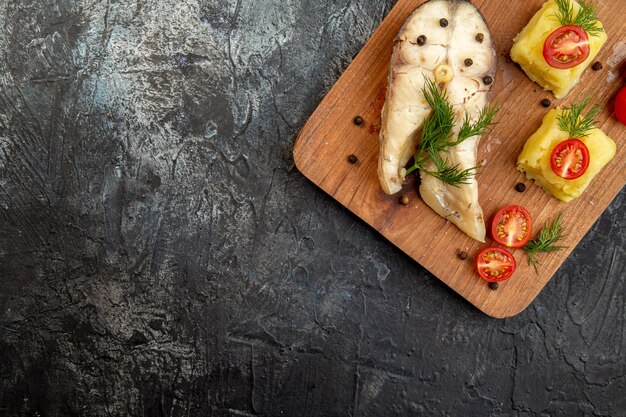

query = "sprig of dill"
[[553, 0, 603, 37], [556, 97, 600, 139], [522, 213, 568, 273], [404, 77, 497, 186], [424, 152, 480, 186], [457, 104, 499, 144], [418, 76, 456, 157]]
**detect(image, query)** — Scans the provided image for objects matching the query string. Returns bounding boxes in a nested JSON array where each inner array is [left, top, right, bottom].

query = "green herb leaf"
[[553, 0, 603, 37], [428, 151, 480, 186], [457, 104, 499, 144], [556, 97, 600, 139], [554, 0, 575, 27], [417, 77, 456, 156], [522, 213, 568, 273], [405, 77, 496, 186]]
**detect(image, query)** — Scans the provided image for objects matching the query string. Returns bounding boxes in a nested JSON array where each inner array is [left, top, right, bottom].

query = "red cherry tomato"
[[615, 86, 626, 126], [476, 247, 516, 282], [491, 205, 533, 249], [550, 139, 590, 180], [543, 25, 590, 69]]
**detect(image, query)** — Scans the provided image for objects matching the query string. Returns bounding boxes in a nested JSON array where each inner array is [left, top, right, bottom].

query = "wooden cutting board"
[[293, 0, 626, 318]]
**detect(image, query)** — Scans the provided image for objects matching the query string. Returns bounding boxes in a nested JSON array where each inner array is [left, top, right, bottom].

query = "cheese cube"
[[510, 0, 607, 99], [517, 109, 616, 202]]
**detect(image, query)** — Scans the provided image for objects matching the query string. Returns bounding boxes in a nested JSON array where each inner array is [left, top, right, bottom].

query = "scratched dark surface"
[[0, 0, 624, 416]]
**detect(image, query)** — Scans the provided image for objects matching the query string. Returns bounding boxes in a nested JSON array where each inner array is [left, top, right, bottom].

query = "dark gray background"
[[0, 1, 624, 416]]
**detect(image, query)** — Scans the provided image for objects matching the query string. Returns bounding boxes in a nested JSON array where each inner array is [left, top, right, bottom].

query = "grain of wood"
[[294, 0, 626, 318]]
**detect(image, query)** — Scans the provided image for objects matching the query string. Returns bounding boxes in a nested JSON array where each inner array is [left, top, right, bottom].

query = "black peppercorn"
[[591, 61, 603, 71], [464, 58, 473, 67], [353, 115, 364, 126], [515, 183, 526, 192], [458, 250, 468, 260], [348, 154, 358, 164], [417, 35, 427, 46], [489, 282, 499, 290], [440, 18, 449, 27], [399, 195, 409, 206], [483, 75, 493, 85], [476, 33, 484, 43], [541, 98, 551, 108]]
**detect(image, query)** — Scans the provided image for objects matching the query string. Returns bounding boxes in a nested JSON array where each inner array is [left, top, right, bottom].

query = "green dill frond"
[[554, 0, 575, 26], [456, 104, 499, 144], [574, 0, 604, 36], [405, 77, 493, 186], [522, 213, 568, 273], [552, 0, 603, 37], [419, 77, 455, 155], [428, 152, 480, 186], [556, 97, 600, 139]]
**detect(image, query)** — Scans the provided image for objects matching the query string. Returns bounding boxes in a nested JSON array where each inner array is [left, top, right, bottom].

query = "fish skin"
[[378, 0, 496, 242]]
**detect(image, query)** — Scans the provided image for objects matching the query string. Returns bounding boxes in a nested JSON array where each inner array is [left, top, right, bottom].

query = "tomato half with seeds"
[[491, 205, 532, 248], [543, 25, 590, 69], [476, 247, 516, 282], [550, 139, 590, 180]]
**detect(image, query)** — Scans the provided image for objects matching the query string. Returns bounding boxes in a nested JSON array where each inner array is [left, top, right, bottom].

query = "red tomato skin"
[[490, 205, 533, 249], [543, 25, 590, 70], [476, 247, 517, 283], [615, 87, 626, 126], [549, 139, 590, 180]]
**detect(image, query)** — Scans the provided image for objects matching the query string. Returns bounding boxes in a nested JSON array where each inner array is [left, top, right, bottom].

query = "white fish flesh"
[[378, 0, 496, 242]]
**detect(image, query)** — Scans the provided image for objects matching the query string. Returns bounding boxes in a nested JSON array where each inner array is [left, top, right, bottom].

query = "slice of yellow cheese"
[[511, 0, 607, 99], [517, 108, 616, 202]]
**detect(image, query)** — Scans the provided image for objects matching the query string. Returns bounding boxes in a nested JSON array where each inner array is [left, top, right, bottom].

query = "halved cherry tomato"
[[543, 25, 590, 69], [615, 86, 626, 126], [550, 139, 590, 180], [491, 205, 532, 248], [476, 247, 516, 282]]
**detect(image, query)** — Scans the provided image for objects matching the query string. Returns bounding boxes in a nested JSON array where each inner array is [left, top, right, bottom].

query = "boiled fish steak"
[[378, 0, 496, 242]]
